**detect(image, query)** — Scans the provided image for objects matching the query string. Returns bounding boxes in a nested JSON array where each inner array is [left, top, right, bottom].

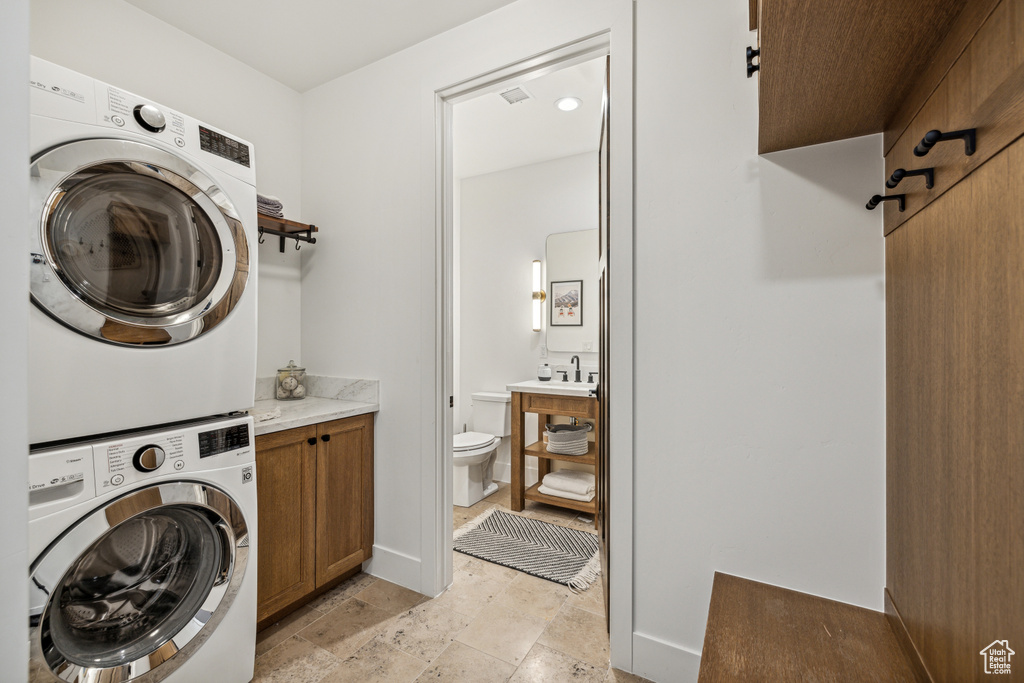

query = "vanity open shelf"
[[509, 385, 599, 527]]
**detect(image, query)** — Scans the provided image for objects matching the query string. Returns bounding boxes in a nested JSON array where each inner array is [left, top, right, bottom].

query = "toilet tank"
[[471, 391, 512, 437]]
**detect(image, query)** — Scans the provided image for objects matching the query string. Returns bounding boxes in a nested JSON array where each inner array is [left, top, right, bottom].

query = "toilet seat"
[[454, 431, 499, 453]]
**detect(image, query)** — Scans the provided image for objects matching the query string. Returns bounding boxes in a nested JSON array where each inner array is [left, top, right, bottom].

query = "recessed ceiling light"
[[555, 97, 582, 111]]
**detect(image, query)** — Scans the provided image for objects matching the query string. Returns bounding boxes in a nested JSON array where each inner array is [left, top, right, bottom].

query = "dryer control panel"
[[93, 416, 254, 493]]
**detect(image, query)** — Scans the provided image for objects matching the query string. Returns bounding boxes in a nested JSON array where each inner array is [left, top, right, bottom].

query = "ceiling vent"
[[499, 86, 532, 104]]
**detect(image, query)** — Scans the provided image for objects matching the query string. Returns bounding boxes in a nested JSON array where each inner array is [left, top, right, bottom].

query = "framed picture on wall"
[[550, 280, 583, 326]]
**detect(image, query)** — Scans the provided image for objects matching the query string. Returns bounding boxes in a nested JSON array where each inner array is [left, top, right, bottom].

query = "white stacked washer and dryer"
[[27, 57, 260, 683]]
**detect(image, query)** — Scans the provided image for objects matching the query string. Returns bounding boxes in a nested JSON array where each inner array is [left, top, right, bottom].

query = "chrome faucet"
[[570, 355, 581, 383]]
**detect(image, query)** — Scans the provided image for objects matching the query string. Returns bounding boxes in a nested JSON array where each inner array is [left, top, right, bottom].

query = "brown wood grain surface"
[[884, 0, 1024, 235], [255, 425, 318, 623], [758, 0, 968, 154], [315, 414, 373, 586], [886, 137, 1024, 682], [698, 573, 925, 682]]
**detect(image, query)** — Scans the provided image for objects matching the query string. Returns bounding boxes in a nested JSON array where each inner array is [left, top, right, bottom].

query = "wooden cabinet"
[[510, 391, 599, 527], [255, 413, 374, 626]]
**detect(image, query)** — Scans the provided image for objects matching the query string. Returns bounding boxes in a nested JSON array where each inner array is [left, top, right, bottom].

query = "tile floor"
[[253, 483, 649, 683]]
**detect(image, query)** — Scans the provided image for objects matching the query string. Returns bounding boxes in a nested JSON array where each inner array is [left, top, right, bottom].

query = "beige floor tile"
[[607, 667, 654, 682], [456, 602, 548, 666], [256, 604, 326, 657], [459, 554, 520, 583], [537, 605, 610, 669], [566, 578, 605, 616], [432, 568, 513, 618], [492, 572, 571, 621], [452, 550, 471, 571], [308, 572, 379, 614], [375, 600, 473, 662], [319, 638, 428, 683], [297, 598, 397, 659], [508, 643, 607, 683], [252, 635, 339, 683], [354, 579, 426, 613], [413, 641, 516, 683]]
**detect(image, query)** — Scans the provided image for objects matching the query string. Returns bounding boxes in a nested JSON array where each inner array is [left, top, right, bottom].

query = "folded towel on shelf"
[[257, 193, 285, 217], [538, 484, 595, 503], [541, 470, 595, 497], [257, 207, 284, 218]]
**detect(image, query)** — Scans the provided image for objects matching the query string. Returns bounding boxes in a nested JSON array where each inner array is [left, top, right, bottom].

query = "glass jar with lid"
[[276, 360, 307, 400]]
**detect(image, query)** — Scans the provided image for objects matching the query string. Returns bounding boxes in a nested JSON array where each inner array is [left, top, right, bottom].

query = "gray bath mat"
[[454, 507, 600, 592]]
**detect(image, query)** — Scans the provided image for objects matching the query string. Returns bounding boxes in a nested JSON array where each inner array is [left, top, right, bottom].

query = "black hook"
[[886, 167, 934, 190], [295, 239, 301, 251], [866, 194, 905, 212], [913, 128, 976, 157], [258, 228, 266, 245], [746, 46, 760, 78]]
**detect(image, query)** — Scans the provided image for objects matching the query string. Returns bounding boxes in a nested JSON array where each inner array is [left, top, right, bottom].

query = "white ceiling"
[[454, 56, 606, 180], [122, 0, 518, 92]]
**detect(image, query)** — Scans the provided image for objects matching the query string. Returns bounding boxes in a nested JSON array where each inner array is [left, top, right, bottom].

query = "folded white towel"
[[538, 484, 594, 502], [542, 470, 595, 496]]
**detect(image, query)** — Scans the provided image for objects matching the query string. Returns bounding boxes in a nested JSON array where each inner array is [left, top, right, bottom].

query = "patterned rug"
[[454, 507, 600, 592]]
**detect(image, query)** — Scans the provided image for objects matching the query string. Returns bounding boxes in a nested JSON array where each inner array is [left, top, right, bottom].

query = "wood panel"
[[697, 573, 925, 682], [748, 0, 758, 31], [511, 390, 525, 511], [521, 392, 597, 418], [524, 440, 597, 465], [315, 413, 373, 586], [884, 0, 1024, 235], [883, 0, 1002, 154], [255, 425, 317, 623], [758, 0, 969, 154], [886, 137, 1024, 682]]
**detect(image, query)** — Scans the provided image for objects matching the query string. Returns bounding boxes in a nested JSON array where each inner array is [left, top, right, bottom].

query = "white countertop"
[[506, 379, 597, 398], [249, 396, 378, 435]]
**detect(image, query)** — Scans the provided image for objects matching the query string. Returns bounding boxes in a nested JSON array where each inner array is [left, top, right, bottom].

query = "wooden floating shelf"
[[524, 482, 596, 514], [257, 214, 318, 252], [524, 441, 596, 466]]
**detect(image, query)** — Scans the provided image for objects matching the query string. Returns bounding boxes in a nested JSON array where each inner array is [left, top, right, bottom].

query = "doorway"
[[435, 33, 612, 627]]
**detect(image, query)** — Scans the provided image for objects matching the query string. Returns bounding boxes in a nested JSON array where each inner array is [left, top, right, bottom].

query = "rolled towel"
[[542, 470, 595, 497], [538, 484, 594, 503]]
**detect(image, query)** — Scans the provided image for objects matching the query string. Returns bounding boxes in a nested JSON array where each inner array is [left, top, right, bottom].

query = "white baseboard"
[[494, 463, 538, 487], [364, 544, 422, 593], [631, 632, 702, 683]]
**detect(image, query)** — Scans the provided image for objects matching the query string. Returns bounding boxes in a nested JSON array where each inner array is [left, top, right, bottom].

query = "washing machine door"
[[29, 482, 250, 682], [29, 138, 250, 346]]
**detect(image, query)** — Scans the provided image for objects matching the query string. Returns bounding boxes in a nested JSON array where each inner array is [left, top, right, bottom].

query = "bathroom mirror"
[[545, 229, 598, 353]]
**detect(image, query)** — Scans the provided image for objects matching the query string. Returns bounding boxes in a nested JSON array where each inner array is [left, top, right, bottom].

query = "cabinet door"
[[255, 426, 318, 623], [316, 414, 374, 586]]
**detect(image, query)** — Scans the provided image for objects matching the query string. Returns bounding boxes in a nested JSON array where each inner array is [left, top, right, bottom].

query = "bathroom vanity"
[[507, 380, 599, 528]]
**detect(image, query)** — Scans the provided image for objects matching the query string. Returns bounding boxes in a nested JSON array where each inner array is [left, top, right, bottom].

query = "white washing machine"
[[28, 57, 258, 445], [28, 414, 257, 683]]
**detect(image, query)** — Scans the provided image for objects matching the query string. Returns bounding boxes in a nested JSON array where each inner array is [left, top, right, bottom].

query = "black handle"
[[913, 128, 976, 157], [321, 434, 331, 442], [886, 167, 934, 190], [588, 372, 597, 383], [866, 194, 906, 212], [746, 46, 760, 78], [307, 437, 317, 446], [558, 370, 569, 382]]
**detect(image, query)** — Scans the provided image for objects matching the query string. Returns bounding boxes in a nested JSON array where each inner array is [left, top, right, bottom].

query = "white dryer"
[[28, 415, 257, 682], [28, 57, 258, 445]]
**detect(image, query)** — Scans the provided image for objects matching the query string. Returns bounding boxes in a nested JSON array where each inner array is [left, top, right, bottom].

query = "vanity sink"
[[507, 379, 596, 397]]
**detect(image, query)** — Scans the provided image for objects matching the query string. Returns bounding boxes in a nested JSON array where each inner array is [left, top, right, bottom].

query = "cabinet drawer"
[[884, 0, 1024, 235], [521, 392, 597, 418]]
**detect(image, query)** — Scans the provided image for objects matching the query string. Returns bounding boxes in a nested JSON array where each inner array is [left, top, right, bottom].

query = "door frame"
[[430, 25, 635, 670]]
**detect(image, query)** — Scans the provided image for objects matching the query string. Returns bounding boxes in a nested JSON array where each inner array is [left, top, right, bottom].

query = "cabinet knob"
[[321, 434, 331, 442], [307, 437, 317, 446]]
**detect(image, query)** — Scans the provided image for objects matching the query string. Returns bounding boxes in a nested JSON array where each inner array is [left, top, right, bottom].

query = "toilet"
[[453, 391, 512, 507]]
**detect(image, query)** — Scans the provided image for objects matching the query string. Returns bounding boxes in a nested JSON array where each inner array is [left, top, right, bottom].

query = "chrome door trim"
[[29, 481, 250, 682], [29, 138, 250, 346]]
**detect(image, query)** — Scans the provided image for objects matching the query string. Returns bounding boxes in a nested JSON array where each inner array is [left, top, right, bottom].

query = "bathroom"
[[450, 56, 603, 533]]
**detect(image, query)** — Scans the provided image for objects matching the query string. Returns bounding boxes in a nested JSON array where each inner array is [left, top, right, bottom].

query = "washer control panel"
[[94, 416, 254, 492]]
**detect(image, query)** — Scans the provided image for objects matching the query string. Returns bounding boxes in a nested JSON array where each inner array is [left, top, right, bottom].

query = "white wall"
[[628, 1, 886, 680], [0, 0, 30, 674], [30, 0, 304, 377]]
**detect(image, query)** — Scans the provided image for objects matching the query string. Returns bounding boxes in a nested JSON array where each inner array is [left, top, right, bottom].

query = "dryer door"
[[29, 138, 250, 346], [29, 482, 250, 682]]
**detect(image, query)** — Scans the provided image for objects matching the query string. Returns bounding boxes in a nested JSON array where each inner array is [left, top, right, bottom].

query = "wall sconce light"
[[532, 260, 546, 331]]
